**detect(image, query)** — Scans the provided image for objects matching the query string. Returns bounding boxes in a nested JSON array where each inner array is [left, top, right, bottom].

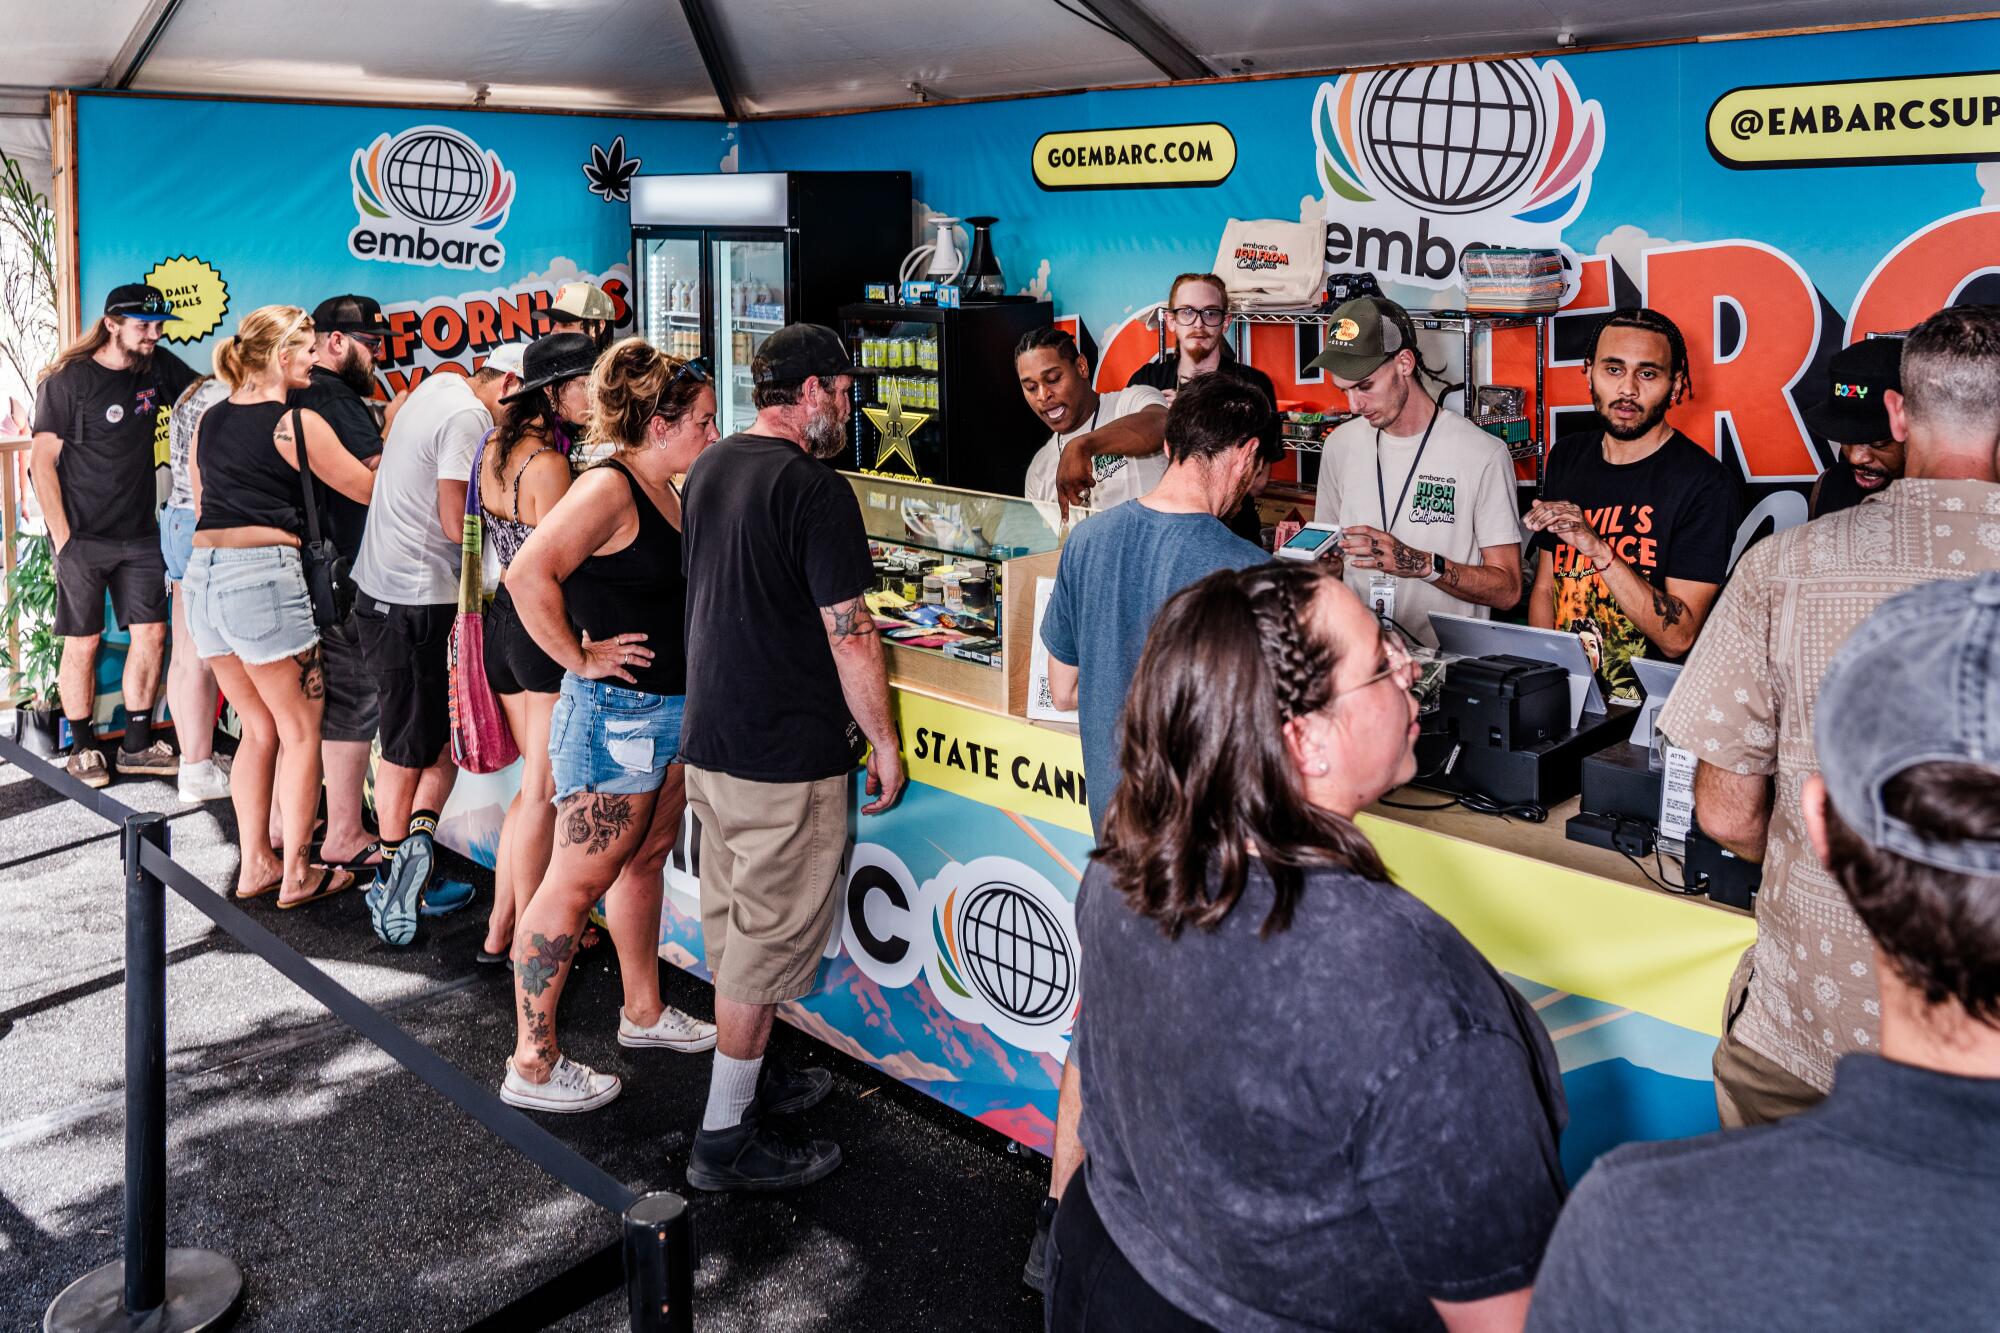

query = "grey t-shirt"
[[1075, 858, 1568, 1332], [1038, 501, 1265, 836], [1527, 1053, 2000, 1333], [354, 371, 487, 607]]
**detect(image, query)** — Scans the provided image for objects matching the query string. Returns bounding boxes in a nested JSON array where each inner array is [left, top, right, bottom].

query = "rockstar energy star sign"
[[1032, 122, 1236, 190], [1708, 71, 2000, 169]]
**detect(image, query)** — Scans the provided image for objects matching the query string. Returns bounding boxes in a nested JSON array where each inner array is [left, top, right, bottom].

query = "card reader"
[[1276, 522, 1342, 562]]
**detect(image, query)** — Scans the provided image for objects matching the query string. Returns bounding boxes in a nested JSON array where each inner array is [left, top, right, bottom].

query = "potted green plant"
[[1, 532, 64, 753]]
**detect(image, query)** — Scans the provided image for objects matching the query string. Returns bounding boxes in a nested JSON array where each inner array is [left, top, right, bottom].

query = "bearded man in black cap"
[[30, 283, 198, 788], [1805, 336, 1907, 519], [292, 295, 391, 869]]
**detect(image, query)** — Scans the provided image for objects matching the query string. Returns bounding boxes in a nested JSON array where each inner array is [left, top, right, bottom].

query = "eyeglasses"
[[1329, 633, 1415, 702], [348, 332, 386, 354], [1169, 305, 1228, 328]]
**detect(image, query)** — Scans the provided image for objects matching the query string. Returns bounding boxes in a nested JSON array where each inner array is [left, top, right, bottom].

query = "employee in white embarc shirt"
[[1016, 326, 1168, 520], [1311, 296, 1524, 647]]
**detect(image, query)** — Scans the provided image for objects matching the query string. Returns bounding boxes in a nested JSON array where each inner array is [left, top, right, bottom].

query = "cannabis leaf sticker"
[[582, 136, 642, 203]]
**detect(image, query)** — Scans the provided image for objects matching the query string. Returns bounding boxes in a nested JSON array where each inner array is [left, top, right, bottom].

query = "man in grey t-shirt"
[[353, 364, 509, 946], [1024, 374, 1275, 1291]]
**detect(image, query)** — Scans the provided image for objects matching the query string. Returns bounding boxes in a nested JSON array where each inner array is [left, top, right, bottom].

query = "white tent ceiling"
[[0, 0, 1990, 173]]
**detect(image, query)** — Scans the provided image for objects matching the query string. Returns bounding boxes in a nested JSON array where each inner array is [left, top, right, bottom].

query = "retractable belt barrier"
[[5, 732, 694, 1333]]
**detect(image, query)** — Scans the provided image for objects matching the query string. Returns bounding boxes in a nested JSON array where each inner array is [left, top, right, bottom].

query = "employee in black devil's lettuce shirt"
[[1804, 336, 1906, 520], [29, 284, 199, 790], [1125, 272, 1284, 546], [1525, 307, 1742, 702], [288, 295, 392, 873]]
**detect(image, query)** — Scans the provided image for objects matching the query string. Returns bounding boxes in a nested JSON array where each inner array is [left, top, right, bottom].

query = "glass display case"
[[841, 472, 1080, 717]]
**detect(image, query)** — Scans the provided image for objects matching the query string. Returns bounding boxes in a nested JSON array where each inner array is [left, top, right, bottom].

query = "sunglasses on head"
[[671, 356, 712, 387]]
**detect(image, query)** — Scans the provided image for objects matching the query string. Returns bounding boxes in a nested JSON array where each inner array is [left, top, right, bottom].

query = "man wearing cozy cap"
[[1529, 572, 2000, 1331], [30, 284, 198, 788], [291, 294, 392, 870], [1308, 295, 1524, 647], [548, 280, 616, 352], [679, 322, 903, 1191], [1805, 334, 1906, 519], [1661, 303, 2000, 1126]]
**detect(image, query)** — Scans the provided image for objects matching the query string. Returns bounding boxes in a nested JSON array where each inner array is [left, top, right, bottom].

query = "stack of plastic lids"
[[1459, 246, 1565, 314]]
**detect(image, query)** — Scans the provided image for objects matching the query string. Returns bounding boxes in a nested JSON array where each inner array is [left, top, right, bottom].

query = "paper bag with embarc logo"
[[1213, 218, 1327, 310]]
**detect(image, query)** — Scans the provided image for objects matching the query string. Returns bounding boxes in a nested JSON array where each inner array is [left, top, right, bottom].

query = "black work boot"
[[758, 1059, 833, 1115], [687, 1103, 842, 1193]]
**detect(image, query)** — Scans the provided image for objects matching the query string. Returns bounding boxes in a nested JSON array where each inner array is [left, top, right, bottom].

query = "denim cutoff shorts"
[[549, 672, 685, 803], [184, 544, 319, 666], [159, 505, 197, 582]]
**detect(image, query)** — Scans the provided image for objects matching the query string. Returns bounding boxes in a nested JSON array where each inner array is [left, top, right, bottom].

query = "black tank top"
[[565, 459, 687, 696], [194, 400, 312, 536]]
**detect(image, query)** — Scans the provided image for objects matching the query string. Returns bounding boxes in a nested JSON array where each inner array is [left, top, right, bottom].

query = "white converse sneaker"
[[618, 1005, 719, 1053], [176, 758, 232, 804], [499, 1056, 621, 1113]]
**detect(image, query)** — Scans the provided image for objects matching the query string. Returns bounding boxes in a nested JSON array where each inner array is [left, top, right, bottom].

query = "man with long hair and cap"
[[29, 283, 199, 788], [548, 281, 617, 353]]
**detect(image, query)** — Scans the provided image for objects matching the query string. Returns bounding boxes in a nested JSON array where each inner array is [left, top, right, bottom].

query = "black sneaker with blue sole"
[[368, 830, 432, 947]]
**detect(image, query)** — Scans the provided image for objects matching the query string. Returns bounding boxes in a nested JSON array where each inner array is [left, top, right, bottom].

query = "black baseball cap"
[[1805, 336, 1902, 445], [104, 283, 174, 322], [501, 332, 598, 402], [751, 323, 863, 384], [311, 294, 391, 338]]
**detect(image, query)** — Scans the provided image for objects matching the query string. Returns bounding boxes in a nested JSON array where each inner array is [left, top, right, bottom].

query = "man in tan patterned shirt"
[[1659, 306, 2000, 1126]]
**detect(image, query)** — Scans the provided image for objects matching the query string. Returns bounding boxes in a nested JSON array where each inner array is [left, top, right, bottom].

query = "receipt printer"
[[1419, 653, 1638, 807]]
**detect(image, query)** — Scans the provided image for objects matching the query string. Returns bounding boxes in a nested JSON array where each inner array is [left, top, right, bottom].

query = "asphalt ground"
[[0, 751, 1050, 1331]]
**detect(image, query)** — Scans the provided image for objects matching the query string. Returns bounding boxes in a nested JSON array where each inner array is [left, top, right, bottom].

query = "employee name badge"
[[1658, 743, 1697, 849], [1366, 574, 1397, 625]]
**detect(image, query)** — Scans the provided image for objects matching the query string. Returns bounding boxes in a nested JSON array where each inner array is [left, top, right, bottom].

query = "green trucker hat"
[[1307, 296, 1417, 382]]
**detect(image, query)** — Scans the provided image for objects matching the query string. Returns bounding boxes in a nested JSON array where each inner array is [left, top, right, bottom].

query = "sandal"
[[309, 838, 384, 871], [234, 874, 284, 901], [276, 866, 356, 910]]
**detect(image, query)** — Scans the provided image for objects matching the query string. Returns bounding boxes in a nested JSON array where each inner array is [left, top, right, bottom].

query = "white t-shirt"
[[354, 371, 489, 607], [1312, 405, 1523, 646], [1023, 385, 1170, 511]]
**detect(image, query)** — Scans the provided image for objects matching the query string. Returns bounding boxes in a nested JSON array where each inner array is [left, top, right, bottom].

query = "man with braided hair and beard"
[[1527, 307, 1742, 701], [679, 324, 906, 1191]]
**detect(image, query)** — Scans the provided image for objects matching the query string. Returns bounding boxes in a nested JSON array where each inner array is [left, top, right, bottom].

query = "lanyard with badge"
[[1367, 401, 1438, 625]]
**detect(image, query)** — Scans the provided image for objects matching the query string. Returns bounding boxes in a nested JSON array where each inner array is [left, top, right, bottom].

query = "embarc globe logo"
[[1312, 58, 1604, 293], [349, 124, 515, 273], [950, 882, 1075, 1028]]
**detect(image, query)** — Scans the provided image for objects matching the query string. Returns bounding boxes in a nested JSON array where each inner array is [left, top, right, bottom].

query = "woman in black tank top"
[[496, 339, 722, 1112], [473, 333, 583, 966], [186, 304, 376, 911]]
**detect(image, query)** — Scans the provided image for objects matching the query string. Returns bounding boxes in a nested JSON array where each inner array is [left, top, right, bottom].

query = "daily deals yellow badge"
[[144, 255, 228, 343]]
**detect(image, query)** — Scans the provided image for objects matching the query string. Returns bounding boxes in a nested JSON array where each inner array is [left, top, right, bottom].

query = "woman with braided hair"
[[1049, 561, 1569, 1333]]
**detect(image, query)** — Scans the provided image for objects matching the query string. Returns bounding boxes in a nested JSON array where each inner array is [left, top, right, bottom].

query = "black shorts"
[[318, 610, 380, 744], [355, 595, 454, 769], [483, 585, 563, 696], [54, 534, 168, 636]]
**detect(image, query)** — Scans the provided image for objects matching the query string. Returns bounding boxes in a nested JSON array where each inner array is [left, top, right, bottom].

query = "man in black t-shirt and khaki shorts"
[[30, 284, 197, 788], [679, 324, 907, 1192]]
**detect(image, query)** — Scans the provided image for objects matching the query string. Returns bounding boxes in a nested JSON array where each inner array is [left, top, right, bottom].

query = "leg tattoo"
[[559, 792, 637, 855], [514, 931, 575, 996], [294, 646, 325, 702]]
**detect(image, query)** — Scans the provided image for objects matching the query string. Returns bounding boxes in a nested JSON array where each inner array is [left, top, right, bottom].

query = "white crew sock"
[[702, 1053, 763, 1132]]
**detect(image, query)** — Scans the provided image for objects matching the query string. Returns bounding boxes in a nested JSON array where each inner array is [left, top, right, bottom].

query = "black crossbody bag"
[[291, 408, 356, 628]]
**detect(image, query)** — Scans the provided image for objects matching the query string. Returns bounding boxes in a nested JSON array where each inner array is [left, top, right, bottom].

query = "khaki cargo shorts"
[[685, 766, 851, 1005]]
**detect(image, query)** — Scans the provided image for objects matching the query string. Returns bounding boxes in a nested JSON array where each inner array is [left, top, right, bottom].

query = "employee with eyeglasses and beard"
[[1127, 272, 1282, 544], [1526, 307, 1742, 702]]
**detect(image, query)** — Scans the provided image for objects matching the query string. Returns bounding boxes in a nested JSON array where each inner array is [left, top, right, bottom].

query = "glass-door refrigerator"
[[630, 171, 913, 438]]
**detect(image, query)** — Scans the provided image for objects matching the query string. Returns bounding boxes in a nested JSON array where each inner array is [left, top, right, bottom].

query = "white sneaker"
[[618, 1005, 719, 1053], [176, 758, 232, 804], [500, 1056, 621, 1113]]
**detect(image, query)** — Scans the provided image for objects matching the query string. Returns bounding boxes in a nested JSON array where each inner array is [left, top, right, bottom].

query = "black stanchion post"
[[623, 1192, 695, 1333], [125, 811, 168, 1312], [45, 812, 243, 1333]]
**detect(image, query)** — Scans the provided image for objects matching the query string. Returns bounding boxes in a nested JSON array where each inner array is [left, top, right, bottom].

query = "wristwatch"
[[1422, 551, 1446, 584]]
